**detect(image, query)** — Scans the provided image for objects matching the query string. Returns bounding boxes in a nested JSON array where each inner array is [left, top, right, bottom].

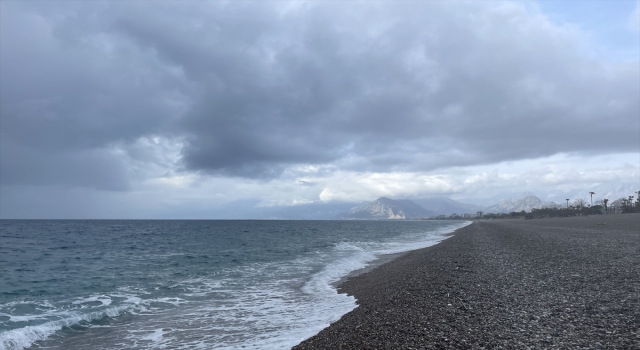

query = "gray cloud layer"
[[1, 1, 638, 188]]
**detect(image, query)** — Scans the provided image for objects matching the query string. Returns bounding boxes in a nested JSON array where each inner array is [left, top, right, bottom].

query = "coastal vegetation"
[[432, 192, 639, 220]]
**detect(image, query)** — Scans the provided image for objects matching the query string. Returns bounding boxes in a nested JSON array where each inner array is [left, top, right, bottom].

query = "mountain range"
[[484, 192, 561, 213], [336, 192, 565, 219], [208, 184, 638, 219]]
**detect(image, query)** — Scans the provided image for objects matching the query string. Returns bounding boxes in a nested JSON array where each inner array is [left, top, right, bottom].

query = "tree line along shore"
[[431, 192, 640, 221]]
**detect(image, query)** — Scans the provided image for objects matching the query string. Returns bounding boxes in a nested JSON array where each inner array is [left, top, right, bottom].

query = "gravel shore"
[[293, 215, 640, 349]]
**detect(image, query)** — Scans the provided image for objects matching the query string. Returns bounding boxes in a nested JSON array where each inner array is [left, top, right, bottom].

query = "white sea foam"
[[72, 295, 113, 307], [230, 221, 471, 349], [136, 328, 169, 349], [152, 297, 188, 306], [0, 302, 140, 350], [140, 328, 164, 342]]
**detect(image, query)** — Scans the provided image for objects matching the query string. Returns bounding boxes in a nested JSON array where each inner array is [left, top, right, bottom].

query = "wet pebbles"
[[293, 215, 640, 349]]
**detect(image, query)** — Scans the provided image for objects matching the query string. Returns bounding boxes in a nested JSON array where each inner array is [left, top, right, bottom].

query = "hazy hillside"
[[408, 197, 484, 216], [485, 192, 561, 213], [588, 183, 638, 203], [337, 197, 434, 219]]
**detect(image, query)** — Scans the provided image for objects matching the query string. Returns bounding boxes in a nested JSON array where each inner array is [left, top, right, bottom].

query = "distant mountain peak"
[[337, 197, 431, 219], [486, 193, 560, 213], [373, 197, 394, 203], [519, 191, 537, 198]]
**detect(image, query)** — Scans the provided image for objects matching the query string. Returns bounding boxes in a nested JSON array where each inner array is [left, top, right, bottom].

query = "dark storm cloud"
[[1, 1, 638, 186], [0, 1, 191, 189]]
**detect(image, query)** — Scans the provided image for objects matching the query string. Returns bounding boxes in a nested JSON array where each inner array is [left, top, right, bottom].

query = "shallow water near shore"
[[0, 219, 469, 350]]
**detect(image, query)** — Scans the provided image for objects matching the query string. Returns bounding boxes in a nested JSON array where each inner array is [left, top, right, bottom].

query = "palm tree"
[[589, 192, 595, 206], [603, 198, 609, 214], [566, 199, 569, 209]]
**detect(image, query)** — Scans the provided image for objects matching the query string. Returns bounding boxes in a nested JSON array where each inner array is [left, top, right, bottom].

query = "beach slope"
[[294, 215, 639, 349]]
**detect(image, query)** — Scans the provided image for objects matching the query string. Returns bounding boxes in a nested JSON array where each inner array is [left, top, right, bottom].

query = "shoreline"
[[331, 221, 469, 288], [294, 215, 640, 349]]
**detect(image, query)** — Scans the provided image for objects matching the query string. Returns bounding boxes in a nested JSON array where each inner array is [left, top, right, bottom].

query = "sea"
[[0, 219, 469, 350]]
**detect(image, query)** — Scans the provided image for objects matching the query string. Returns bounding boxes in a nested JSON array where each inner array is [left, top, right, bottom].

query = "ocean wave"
[[0, 303, 138, 350]]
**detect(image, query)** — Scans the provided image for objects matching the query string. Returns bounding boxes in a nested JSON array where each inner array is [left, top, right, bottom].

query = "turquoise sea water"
[[0, 220, 469, 349]]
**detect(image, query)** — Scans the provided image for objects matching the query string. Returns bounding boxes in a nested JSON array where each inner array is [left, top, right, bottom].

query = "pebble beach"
[[294, 215, 640, 349]]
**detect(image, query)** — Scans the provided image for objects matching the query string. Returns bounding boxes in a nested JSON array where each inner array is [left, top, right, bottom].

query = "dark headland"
[[294, 215, 639, 349]]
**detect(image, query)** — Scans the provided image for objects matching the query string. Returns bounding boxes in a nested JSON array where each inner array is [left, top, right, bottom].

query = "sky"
[[1, 0, 639, 219]]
